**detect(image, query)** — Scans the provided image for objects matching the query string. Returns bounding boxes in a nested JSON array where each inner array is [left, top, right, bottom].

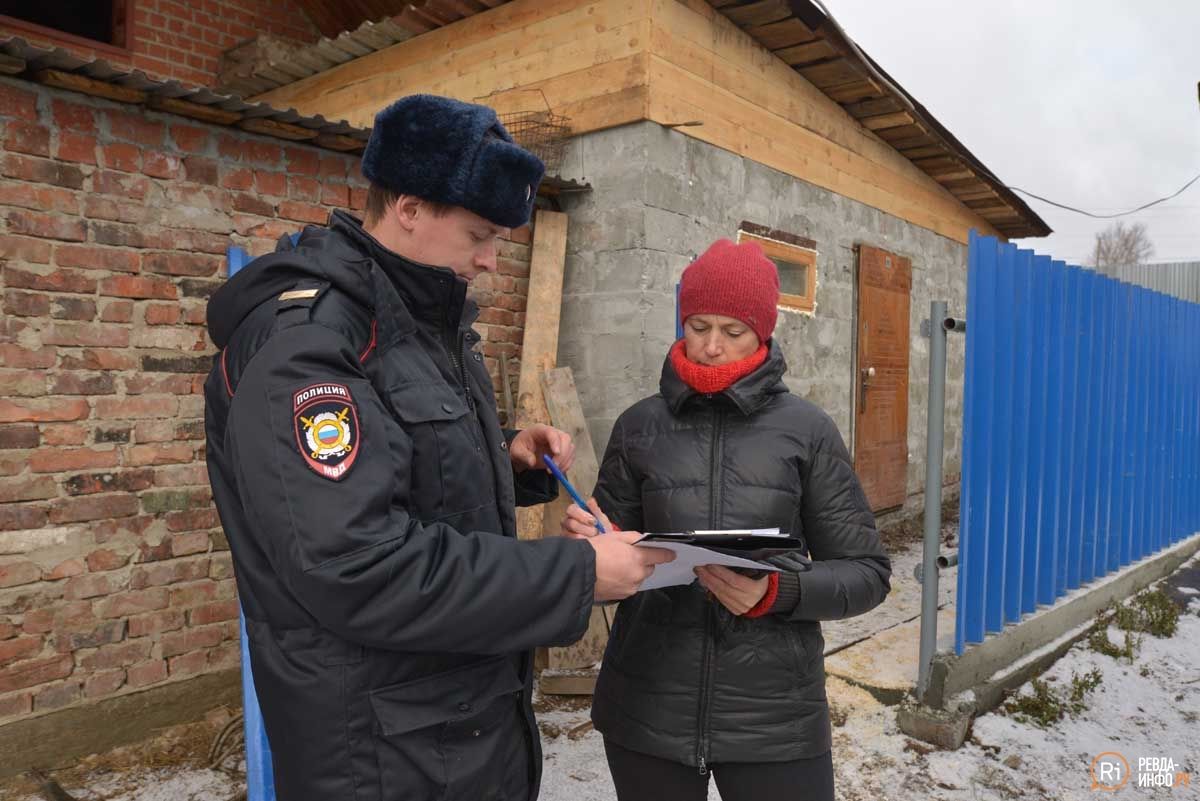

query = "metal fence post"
[[917, 300, 948, 703]]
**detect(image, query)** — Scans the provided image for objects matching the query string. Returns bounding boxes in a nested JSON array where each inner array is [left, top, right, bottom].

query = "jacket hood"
[[660, 338, 790, 416]]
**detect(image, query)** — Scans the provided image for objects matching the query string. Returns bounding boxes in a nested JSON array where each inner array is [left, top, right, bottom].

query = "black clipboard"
[[639, 530, 804, 577]]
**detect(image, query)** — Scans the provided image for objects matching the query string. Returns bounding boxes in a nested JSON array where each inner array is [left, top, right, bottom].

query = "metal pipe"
[[918, 300, 948, 703], [936, 550, 959, 569], [943, 317, 966, 334]]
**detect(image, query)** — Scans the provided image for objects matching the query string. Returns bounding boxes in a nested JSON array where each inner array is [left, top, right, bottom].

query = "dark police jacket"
[[204, 211, 596, 801], [591, 343, 891, 770]]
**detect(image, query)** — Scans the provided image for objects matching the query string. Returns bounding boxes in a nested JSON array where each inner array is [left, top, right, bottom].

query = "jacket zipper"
[[445, 330, 483, 454], [696, 408, 724, 774]]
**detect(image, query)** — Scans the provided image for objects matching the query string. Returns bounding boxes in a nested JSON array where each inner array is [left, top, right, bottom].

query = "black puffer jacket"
[[591, 342, 891, 770]]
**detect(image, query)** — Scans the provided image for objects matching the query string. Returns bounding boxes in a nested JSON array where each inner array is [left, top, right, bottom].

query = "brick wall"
[[1, 0, 321, 89]]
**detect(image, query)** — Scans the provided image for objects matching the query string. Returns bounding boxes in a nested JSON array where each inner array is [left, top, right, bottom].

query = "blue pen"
[[542, 454, 606, 534]]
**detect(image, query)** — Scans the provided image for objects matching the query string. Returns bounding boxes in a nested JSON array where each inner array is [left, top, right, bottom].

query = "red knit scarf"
[[669, 340, 768, 394]]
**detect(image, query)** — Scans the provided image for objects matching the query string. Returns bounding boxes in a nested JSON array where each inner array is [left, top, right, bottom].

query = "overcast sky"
[[826, 0, 1199, 264]]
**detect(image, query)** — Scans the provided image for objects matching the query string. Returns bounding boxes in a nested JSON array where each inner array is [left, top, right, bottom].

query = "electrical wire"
[[807, 0, 1200, 220]]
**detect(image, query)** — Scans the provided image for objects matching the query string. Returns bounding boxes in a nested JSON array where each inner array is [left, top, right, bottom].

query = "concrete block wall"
[[558, 121, 968, 508]]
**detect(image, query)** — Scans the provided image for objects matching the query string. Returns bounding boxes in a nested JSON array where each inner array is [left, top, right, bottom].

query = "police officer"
[[204, 94, 672, 801]]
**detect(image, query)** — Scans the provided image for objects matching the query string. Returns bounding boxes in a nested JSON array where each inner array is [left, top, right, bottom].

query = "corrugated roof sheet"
[[0, 35, 371, 153]]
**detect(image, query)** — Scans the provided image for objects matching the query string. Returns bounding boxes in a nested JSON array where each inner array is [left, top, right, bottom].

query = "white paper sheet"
[[634, 540, 780, 591]]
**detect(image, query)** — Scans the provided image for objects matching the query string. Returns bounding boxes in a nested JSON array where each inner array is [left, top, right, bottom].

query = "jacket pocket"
[[384, 382, 477, 520], [369, 657, 525, 801]]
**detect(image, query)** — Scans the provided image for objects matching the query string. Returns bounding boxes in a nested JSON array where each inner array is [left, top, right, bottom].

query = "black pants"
[[603, 739, 835, 801]]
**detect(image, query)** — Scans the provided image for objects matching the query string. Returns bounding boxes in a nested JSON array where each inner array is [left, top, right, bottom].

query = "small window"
[[0, 1, 129, 52], [736, 228, 818, 313]]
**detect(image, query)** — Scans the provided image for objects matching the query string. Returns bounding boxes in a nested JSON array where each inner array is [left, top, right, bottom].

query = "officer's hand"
[[561, 497, 612, 539], [589, 531, 675, 602], [509, 424, 575, 473]]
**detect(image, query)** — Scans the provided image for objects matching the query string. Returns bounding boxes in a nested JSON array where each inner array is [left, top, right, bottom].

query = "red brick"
[[153, 463, 208, 488], [134, 419, 175, 443], [100, 300, 135, 323], [0, 636, 41, 667], [34, 681, 82, 711], [168, 649, 207, 677], [209, 553, 233, 581], [55, 132, 98, 165], [124, 374, 194, 395], [0, 426, 39, 450], [207, 641, 240, 671], [285, 146, 319, 176], [83, 195, 150, 225], [45, 558, 85, 580], [83, 669, 125, 698], [107, 111, 165, 147], [0, 83, 38, 121], [93, 170, 150, 200], [0, 183, 78, 214], [48, 493, 139, 524], [0, 505, 47, 531], [321, 183, 350, 208], [0, 234, 52, 265], [50, 296, 98, 322], [131, 557, 210, 590], [169, 580, 220, 608], [0, 345, 56, 370], [52, 100, 95, 131], [5, 122, 50, 157], [125, 442, 191, 466], [137, 304, 179, 327], [0, 398, 90, 424], [63, 573, 117, 601], [165, 509, 218, 533], [55, 245, 139, 274], [101, 143, 140, 172], [143, 252, 219, 277], [182, 156, 218, 184], [161, 624, 225, 658], [85, 547, 134, 573], [142, 151, 182, 179], [0, 561, 41, 589], [99, 275, 177, 300], [4, 291, 49, 317], [0, 655, 73, 693], [6, 210, 86, 242], [96, 588, 169, 619], [231, 192, 274, 216], [278, 201, 328, 225], [41, 322, 129, 348], [170, 530, 211, 557], [220, 166, 253, 191], [253, 170, 287, 197], [1, 369, 46, 397], [2, 154, 85, 189], [127, 609, 185, 638], [0, 475, 57, 504], [349, 186, 367, 211], [288, 176, 321, 202], [95, 396, 177, 419], [48, 372, 116, 396], [60, 349, 137, 372], [42, 423, 87, 446], [63, 468, 154, 496], [0, 691, 31, 719], [171, 124, 210, 154], [189, 599, 239, 626], [4, 266, 96, 294], [53, 619, 125, 653], [79, 640, 152, 671], [126, 659, 167, 688], [319, 156, 347, 179]]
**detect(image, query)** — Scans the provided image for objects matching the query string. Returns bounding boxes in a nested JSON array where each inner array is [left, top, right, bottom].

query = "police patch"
[[293, 383, 360, 481]]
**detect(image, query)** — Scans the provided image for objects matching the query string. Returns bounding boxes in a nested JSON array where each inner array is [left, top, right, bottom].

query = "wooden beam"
[[797, 58, 865, 88], [314, 132, 367, 151], [0, 53, 25, 75], [774, 39, 837, 66], [539, 669, 598, 695], [540, 366, 611, 671], [238, 117, 320, 140], [515, 210, 569, 542], [743, 17, 817, 50], [147, 96, 244, 125], [32, 69, 147, 104], [844, 95, 904, 118], [860, 110, 915, 131], [823, 79, 884, 104], [720, 0, 792, 28]]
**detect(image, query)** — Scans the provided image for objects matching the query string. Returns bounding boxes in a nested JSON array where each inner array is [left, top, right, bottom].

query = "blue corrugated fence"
[[956, 232, 1200, 654]]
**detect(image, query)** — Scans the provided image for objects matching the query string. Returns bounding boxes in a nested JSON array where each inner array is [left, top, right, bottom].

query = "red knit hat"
[[679, 239, 780, 342]]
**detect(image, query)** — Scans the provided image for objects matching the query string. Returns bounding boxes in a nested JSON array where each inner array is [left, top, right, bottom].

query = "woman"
[[561, 238, 891, 801]]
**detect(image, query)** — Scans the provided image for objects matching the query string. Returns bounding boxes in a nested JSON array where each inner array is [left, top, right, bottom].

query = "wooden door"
[[854, 245, 911, 511]]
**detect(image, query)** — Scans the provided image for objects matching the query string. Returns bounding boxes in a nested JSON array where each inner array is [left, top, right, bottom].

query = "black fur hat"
[[360, 94, 544, 228]]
